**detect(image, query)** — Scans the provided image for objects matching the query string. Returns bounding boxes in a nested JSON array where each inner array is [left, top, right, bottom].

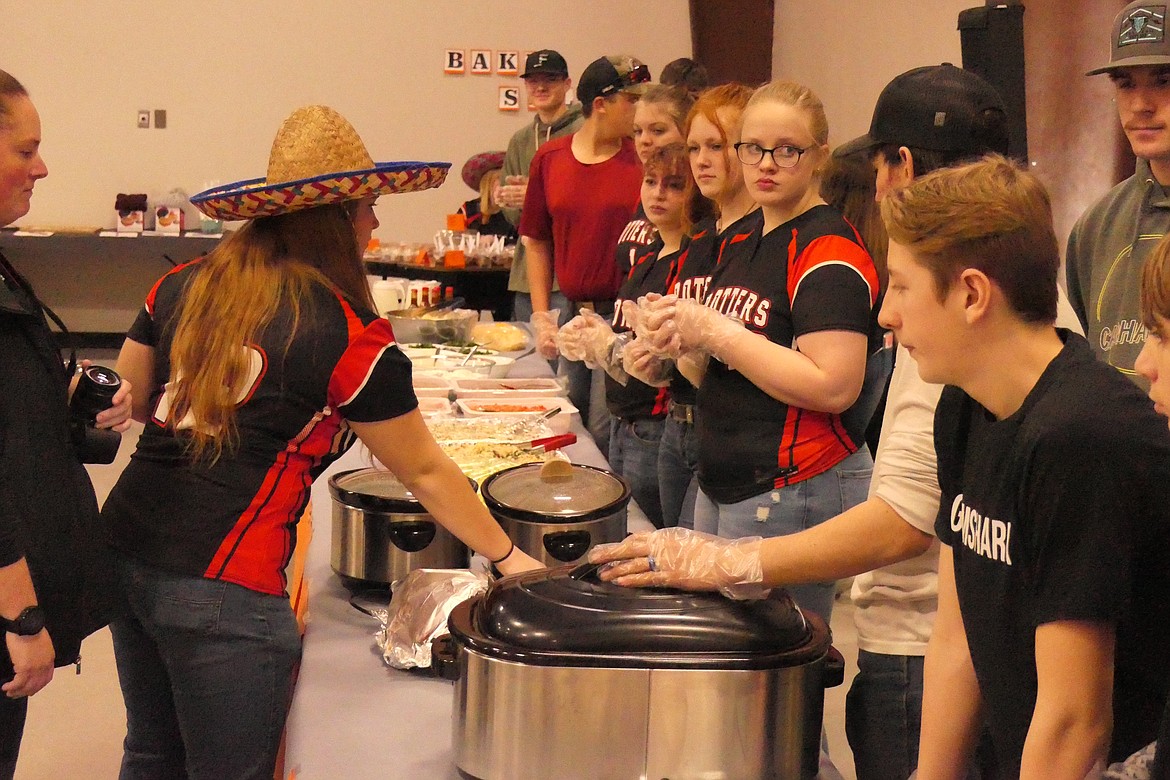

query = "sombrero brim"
[[190, 161, 451, 221]]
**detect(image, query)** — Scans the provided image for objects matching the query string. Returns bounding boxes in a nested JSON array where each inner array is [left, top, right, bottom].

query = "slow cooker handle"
[[822, 646, 846, 689], [386, 521, 437, 553], [542, 530, 592, 562]]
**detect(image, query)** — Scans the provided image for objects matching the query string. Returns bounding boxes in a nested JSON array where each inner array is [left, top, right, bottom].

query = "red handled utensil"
[[525, 433, 577, 453]]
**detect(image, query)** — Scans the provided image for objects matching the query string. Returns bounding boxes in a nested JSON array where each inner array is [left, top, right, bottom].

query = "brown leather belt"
[[669, 402, 696, 424]]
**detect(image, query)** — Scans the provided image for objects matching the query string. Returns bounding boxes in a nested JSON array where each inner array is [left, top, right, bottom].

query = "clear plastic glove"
[[530, 308, 561, 360], [556, 310, 616, 367], [638, 295, 745, 361], [588, 527, 769, 600], [496, 174, 528, 210], [621, 337, 672, 387]]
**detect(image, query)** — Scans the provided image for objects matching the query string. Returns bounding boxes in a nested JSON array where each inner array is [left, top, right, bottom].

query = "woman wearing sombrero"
[[101, 105, 541, 779], [456, 150, 517, 241]]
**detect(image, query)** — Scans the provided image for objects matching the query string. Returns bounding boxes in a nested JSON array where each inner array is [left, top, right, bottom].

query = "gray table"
[[281, 353, 842, 780], [282, 354, 624, 779]]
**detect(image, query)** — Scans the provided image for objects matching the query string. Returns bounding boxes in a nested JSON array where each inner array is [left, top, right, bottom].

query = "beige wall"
[[772, 0, 975, 151], [5, 0, 690, 242]]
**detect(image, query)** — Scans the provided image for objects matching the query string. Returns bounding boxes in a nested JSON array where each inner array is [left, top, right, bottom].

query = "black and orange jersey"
[[103, 259, 417, 596], [696, 204, 879, 504], [605, 241, 676, 421], [667, 211, 764, 407]]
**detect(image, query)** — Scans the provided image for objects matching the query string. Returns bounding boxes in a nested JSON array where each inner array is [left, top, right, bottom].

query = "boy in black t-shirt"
[[879, 155, 1170, 778]]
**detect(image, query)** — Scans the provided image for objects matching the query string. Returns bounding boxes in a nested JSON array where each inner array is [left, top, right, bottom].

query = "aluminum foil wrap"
[[376, 568, 491, 669]]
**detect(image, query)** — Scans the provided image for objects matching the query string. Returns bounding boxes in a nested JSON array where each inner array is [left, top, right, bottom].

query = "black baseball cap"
[[522, 50, 569, 79], [836, 64, 1008, 157], [1088, 1, 1170, 75], [576, 55, 651, 106]]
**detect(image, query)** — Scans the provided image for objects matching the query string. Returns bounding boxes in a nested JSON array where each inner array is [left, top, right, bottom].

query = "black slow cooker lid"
[[448, 564, 829, 670]]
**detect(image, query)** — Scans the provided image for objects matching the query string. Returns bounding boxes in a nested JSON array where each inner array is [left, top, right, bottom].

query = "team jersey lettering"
[[706, 285, 772, 328]]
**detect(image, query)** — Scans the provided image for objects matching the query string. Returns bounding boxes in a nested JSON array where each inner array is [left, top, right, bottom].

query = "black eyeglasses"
[[734, 142, 809, 168]]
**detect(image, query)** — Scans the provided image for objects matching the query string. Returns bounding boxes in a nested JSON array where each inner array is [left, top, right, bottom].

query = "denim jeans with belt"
[[608, 416, 665, 528], [692, 447, 873, 623], [657, 411, 700, 529], [110, 553, 302, 780]]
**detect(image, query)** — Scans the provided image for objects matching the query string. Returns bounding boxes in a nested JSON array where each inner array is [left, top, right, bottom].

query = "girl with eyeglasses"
[[651, 82, 758, 531], [633, 80, 882, 624]]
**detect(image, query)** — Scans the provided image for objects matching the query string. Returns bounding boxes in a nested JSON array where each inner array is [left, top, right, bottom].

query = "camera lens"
[[71, 365, 122, 421]]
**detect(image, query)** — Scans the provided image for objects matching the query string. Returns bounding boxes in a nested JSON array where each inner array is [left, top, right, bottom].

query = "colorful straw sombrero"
[[460, 150, 505, 192], [191, 105, 450, 221]]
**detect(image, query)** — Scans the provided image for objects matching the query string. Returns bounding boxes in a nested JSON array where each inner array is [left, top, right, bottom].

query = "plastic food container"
[[387, 309, 477, 345], [449, 377, 567, 399], [455, 397, 577, 434], [415, 397, 453, 418], [412, 374, 452, 399]]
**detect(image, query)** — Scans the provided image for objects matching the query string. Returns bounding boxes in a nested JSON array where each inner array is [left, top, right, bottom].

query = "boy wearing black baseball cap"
[[1067, 0, 1170, 388], [519, 54, 650, 451], [499, 49, 582, 326]]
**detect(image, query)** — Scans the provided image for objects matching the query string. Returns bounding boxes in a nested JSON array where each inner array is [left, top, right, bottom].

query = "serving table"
[[282, 350, 843, 780]]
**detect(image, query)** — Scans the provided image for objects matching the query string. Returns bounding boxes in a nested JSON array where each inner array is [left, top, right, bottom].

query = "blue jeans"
[[657, 414, 700, 529], [692, 447, 873, 623], [845, 650, 923, 780], [110, 554, 302, 780], [608, 416, 665, 528]]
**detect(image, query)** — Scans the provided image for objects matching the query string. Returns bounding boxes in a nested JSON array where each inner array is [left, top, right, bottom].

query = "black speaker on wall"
[[959, 2, 1029, 162]]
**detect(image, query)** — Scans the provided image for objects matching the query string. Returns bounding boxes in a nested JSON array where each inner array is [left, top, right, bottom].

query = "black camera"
[[70, 365, 122, 464]]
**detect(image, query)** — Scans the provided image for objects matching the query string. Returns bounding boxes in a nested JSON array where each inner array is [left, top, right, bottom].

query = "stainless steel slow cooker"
[[479, 463, 630, 566], [448, 564, 843, 780], [329, 468, 471, 590]]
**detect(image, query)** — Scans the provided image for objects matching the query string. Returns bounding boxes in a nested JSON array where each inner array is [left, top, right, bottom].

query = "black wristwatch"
[[0, 606, 46, 636]]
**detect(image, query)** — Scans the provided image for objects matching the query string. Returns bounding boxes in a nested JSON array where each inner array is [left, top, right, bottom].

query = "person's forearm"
[[918, 547, 983, 780], [758, 497, 932, 588], [523, 238, 553, 312], [676, 351, 707, 387], [0, 558, 39, 619], [918, 647, 983, 779], [1019, 717, 1109, 779], [718, 330, 864, 413], [393, 451, 513, 562], [1020, 621, 1114, 779]]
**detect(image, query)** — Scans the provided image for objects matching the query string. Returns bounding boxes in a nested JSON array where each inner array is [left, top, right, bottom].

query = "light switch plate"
[[154, 109, 166, 129]]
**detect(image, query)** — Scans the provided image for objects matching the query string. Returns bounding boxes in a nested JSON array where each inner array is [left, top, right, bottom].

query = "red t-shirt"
[[518, 134, 642, 302]]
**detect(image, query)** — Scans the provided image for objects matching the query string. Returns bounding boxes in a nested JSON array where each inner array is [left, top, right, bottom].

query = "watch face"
[[8, 606, 45, 636]]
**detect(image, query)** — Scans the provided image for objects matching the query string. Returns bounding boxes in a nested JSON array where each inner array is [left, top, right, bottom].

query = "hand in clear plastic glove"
[[638, 295, 746, 360], [556, 310, 616, 367], [588, 527, 769, 600], [621, 337, 672, 387], [530, 309, 561, 360]]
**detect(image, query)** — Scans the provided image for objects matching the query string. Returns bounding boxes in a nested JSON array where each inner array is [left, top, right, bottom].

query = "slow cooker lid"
[[483, 464, 629, 519], [329, 468, 421, 513], [449, 564, 827, 670]]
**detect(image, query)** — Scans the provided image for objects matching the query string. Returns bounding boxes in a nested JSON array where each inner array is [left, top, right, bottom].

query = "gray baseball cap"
[[1088, 1, 1170, 75]]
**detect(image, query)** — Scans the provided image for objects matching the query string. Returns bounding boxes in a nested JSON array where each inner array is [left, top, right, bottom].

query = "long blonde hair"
[[167, 203, 371, 462]]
